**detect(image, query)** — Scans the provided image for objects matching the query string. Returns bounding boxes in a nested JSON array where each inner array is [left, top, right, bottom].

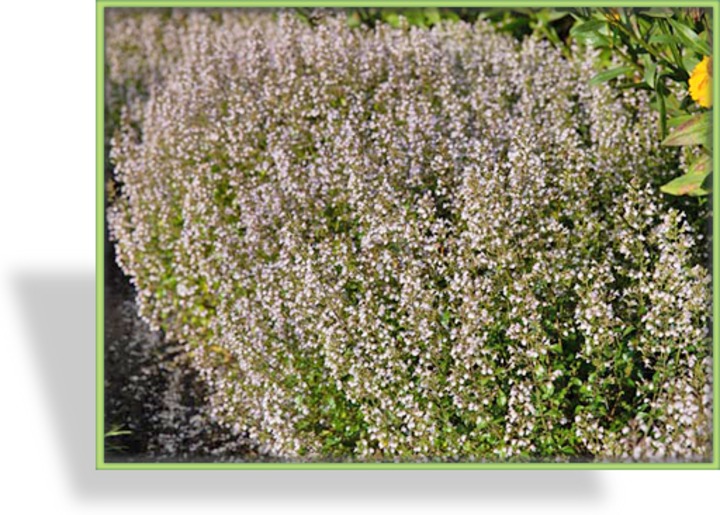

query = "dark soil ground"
[[104, 224, 269, 463]]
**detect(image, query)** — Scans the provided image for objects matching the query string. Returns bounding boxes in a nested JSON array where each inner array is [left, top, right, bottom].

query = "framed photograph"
[[97, 1, 719, 469]]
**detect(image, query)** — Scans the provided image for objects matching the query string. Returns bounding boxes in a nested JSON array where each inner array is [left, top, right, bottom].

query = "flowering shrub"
[[108, 11, 711, 461]]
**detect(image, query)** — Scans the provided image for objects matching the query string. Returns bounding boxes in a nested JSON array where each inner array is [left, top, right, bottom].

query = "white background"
[[0, 0, 716, 512]]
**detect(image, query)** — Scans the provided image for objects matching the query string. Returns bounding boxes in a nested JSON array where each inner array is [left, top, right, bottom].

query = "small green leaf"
[[440, 310, 451, 328], [589, 66, 635, 86], [497, 391, 507, 407], [642, 56, 656, 86], [660, 155, 712, 196], [661, 112, 711, 147]]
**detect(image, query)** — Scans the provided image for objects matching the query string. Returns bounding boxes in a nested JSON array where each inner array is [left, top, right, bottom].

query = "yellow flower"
[[689, 56, 713, 108]]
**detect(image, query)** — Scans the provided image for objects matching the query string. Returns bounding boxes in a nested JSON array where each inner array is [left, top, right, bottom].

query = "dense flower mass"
[[107, 10, 712, 462]]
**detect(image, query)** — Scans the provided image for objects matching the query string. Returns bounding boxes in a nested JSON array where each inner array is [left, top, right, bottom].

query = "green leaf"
[[639, 8, 674, 18], [667, 18, 712, 56], [570, 19, 605, 36], [440, 310, 451, 328], [497, 391, 507, 408], [687, 154, 713, 198], [105, 426, 132, 438], [536, 9, 568, 23], [661, 112, 711, 147], [641, 55, 656, 86], [661, 90, 682, 116], [661, 173, 710, 196], [585, 32, 611, 48], [570, 19, 609, 47], [589, 66, 635, 86], [667, 114, 695, 128], [682, 54, 701, 75], [648, 33, 682, 46], [660, 155, 712, 196], [656, 73, 668, 139]]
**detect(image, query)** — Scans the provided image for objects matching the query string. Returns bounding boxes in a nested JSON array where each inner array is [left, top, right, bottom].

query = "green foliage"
[[561, 8, 713, 196]]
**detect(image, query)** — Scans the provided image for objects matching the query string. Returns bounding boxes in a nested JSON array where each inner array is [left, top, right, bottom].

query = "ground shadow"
[[15, 271, 603, 502]]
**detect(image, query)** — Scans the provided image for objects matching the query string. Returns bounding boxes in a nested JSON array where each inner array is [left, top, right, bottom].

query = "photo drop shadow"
[[15, 271, 603, 503]]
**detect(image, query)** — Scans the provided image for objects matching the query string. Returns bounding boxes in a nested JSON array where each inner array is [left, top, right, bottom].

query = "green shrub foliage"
[[108, 11, 711, 461]]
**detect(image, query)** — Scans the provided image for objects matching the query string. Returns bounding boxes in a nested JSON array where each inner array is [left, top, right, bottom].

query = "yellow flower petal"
[[689, 56, 713, 108]]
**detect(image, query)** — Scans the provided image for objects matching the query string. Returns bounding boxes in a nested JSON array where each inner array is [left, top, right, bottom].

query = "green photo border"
[[96, 0, 720, 470]]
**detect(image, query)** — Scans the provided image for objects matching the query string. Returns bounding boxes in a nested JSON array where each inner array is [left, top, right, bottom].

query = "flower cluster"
[[107, 11, 711, 461]]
